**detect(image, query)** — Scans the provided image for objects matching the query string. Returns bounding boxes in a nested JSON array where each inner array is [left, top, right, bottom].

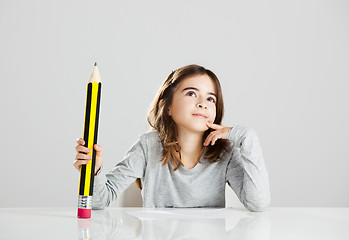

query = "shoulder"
[[137, 129, 162, 147], [134, 130, 162, 160], [126, 130, 161, 158], [138, 129, 160, 140]]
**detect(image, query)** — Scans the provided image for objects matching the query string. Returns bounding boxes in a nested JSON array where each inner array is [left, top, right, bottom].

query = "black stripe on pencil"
[[89, 82, 102, 195], [79, 83, 92, 195]]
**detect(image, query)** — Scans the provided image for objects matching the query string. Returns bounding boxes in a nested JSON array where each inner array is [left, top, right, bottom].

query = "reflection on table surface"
[[0, 207, 348, 239]]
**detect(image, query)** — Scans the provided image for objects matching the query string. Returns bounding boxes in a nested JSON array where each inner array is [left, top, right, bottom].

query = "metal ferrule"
[[78, 195, 92, 209]]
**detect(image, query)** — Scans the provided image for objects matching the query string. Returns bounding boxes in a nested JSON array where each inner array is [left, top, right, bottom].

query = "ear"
[[159, 99, 164, 108], [160, 99, 171, 116]]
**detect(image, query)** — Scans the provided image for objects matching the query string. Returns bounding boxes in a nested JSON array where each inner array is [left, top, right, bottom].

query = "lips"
[[193, 113, 207, 118]]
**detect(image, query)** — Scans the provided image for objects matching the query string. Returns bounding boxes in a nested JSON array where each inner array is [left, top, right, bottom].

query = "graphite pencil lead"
[[94, 62, 97, 66]]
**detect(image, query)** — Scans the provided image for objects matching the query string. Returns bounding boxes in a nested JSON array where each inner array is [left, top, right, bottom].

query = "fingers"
[[74, 150, 92, 170], [206, 121, 223, 130], [74, 138, 101, 171], [73, 159, 90, 171], [205, 123, 223, 146], [94, 144, 103, 158], [73, 138, 103, 171], [203, 132, 221, 146], [76, 152, 92, 160], [75, 138, 98, 154], [76, 138, 85, 146], [76, 144, 91, 154], [203, 129, 229, 146], [76, 138, 102, 151], [76, 138, 88, 152], [203, 126, 232, 146], [94, 144, 103, 152]]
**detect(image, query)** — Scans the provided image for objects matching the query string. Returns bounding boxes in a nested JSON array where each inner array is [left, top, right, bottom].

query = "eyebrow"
[[181, 87, 217, 99]]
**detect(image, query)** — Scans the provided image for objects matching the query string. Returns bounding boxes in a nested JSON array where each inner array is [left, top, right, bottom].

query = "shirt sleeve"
[[225, 124, 271, 212], [92, 134, 147, 209]]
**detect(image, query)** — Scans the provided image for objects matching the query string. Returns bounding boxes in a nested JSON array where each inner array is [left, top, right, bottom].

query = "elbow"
[[92, 205, 105, 210], [245, 202, 269, 212], [92, 200, 110, 210], [92, 195, 110, 210], [244, 196, 271, 212], [92, 200, 107, 210]]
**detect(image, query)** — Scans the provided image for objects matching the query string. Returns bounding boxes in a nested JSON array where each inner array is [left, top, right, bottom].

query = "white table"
[[0, 207, 348, 239]]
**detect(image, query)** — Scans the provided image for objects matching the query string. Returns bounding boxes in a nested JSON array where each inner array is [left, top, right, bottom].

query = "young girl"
[[74, 64, 271, 211]]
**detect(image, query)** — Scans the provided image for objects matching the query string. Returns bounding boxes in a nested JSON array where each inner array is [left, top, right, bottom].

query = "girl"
[[74, 64, 271, 211]]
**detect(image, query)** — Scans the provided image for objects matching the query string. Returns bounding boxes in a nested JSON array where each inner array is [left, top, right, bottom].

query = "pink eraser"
[[78, 208, 91, 218]]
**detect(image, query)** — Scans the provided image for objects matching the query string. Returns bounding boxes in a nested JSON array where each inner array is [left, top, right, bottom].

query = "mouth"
[[193, 114, 207, 118]]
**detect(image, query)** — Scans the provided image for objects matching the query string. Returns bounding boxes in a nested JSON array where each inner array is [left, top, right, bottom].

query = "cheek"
[[177, 98, 192, 111], [210, 106, 217, 120], [171, 99, 189, 116]]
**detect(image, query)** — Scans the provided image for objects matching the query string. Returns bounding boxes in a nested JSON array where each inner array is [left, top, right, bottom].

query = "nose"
[[196, 102, 207, 109]]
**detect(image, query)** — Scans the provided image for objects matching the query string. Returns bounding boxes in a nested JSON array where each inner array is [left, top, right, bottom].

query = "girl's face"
[[168, 74, 217, 133]]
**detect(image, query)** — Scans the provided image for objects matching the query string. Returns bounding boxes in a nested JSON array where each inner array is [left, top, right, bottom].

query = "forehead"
[[177, 74, 217, 94]]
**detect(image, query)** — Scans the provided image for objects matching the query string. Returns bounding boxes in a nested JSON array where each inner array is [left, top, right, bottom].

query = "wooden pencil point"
[[88, 63, 101, 83]]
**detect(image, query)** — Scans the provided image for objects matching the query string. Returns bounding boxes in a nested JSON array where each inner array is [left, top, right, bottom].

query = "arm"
[[92, 135, 147, 209], [226, 124, 271, 212]]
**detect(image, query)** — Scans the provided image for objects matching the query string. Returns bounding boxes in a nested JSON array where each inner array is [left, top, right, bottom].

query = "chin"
[[193, 124, 209, 133], [178, 120, 209, 133]]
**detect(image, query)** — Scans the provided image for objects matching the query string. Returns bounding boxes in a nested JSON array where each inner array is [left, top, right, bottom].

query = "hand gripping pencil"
[[77, 62, 102, 218]]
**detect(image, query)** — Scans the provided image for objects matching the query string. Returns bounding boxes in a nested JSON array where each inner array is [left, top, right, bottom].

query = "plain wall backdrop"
[[0, 0, 348, 208]]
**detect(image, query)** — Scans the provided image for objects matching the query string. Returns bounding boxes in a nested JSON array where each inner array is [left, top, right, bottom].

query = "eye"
[[186, 91, 196, 97], [208, 97, 216, 104]]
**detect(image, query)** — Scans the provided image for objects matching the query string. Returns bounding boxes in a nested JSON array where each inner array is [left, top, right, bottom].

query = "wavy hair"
[[136, 64, 231, 189]]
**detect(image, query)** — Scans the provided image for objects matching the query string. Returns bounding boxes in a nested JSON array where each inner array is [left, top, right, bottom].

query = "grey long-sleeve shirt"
[[92, 124, 271, 211]]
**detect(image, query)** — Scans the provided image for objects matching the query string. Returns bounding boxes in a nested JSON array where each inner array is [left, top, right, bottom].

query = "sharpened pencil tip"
[[94, 62, 97, 66]]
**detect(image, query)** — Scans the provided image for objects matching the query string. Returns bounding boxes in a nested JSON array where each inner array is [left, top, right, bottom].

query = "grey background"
[[1, 0, 348, 208]]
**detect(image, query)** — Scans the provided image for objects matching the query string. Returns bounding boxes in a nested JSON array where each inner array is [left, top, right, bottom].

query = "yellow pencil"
[[77, 62, 102, 218]]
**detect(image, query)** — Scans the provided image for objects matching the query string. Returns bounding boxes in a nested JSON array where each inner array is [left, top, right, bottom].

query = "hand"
[[74, 138, 103, 175], [203, 122, 233, 146]]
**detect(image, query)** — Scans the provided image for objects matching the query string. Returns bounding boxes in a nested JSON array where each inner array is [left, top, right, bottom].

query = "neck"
[[177, 129, 204, 156]]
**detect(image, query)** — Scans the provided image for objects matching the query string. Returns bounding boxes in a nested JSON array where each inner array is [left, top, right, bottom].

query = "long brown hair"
[[135, 64, 231, 190]]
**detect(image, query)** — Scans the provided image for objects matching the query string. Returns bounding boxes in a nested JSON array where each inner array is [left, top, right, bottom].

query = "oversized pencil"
[[77, 62, 102, 218]]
